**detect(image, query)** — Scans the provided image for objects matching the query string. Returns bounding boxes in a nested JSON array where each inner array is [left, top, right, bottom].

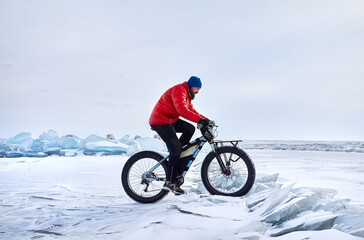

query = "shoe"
[[163, 181, 185, 195]]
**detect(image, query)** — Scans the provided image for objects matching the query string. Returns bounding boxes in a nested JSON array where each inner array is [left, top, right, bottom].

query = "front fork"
[[210, 143, 231, 175]]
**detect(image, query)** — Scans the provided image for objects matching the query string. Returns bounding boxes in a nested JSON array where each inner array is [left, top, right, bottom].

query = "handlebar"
[[210, 122, 218, 128], [197, 122, 219, 141]]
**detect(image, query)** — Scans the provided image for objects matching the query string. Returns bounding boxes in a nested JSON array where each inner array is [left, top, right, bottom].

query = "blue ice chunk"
[[38, 130, 60, 150], [119, 135, 135, 146], [252, 183, 295, 216], [268, 211, 340, 237], [83, 134, 106, 143], [4, 132, 34, 151], [264, 194, 321, 223], [335, 213, 364, 238], [135, 137, 167, 152], [30, 139, 44, 150], [0, 140, 10, 157], [59, 149, 80, 157], [20, 139, 34, 149], [6, 132, 32, 144], [44, 148, 61, 155], [83, 142, 127, 154], [82, 134, 127, 155], [42, 140, 59, 149], [5, 151, 24, 158], [5, 132, 33, 149], [119, 135, 141, 155], [58, 136, 81, 149], [0, 147, 8, 157], [0, 143, 10, 151], [256, 173, 279, 184], [24, 150, 47, 158], [39, 130, 59, 142]]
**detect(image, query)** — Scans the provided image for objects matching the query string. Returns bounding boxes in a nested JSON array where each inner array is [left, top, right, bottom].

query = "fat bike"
[[121, 123, 255, 203]]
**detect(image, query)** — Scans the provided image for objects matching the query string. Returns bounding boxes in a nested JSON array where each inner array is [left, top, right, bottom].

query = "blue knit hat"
[[187, 76, 202, 88]]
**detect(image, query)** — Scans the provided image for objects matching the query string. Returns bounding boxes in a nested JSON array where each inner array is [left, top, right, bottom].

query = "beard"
[[189, 88, 195, 100]]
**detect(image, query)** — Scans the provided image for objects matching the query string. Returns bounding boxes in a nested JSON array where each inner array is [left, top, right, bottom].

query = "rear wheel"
[[201, 146, 255, 196], [121, 151, 169, 203]]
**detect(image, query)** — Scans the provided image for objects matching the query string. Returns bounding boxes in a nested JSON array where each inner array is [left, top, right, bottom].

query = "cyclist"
[[149, 76, 213, 195]]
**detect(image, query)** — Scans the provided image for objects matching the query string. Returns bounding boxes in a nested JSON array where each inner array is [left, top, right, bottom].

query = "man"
[[149, 76, 213, 195]]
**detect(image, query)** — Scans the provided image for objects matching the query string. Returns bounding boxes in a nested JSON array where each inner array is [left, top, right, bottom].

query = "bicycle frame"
[[143, 136, 207, 181], [143, 132, 243, 182]]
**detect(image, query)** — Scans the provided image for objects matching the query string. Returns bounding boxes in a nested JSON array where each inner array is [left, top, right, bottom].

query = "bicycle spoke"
[[127, 158, 167, 198], [207, 153, 249, 194]]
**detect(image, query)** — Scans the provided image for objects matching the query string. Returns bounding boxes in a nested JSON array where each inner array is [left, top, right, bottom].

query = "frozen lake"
[[248, 150, 364, 204], [0, 149, 363, 239]]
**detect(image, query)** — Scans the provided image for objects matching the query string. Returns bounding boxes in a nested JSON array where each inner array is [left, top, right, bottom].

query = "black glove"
[[198, 118, 215, 128], [198, 118, 210, 127]]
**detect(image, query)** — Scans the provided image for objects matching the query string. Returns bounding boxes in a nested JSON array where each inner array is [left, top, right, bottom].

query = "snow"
[[1, 146, 364, 239]]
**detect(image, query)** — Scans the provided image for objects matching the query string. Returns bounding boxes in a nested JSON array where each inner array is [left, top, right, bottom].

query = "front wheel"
[[201, 146, 255, 196], [121, 151, 169, 203]]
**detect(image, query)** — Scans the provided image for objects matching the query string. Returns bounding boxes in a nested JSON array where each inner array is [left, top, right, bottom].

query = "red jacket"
[[149, 82, 206, 125]]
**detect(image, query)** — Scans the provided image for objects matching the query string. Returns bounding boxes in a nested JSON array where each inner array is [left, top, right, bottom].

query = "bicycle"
[[121, 123, 256, 203]]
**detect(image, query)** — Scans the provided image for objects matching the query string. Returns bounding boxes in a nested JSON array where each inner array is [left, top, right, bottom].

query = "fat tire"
[[201, 146, 255, 196], [121, 151, 169, 203]]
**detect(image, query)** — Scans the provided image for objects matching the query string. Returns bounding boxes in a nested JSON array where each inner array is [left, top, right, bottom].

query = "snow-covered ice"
[[240, 140, 364, 153], [1, 130, 363, 158], [1, 147, 363, 239], [0, 130, 147, 158], [81, 134, 128, 155]]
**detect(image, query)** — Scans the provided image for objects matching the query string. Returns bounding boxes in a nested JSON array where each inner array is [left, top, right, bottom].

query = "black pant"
[[150, 119, 195, 182]]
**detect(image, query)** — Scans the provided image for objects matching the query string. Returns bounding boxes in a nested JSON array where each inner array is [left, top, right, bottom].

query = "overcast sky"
[[1, 0, 363, 141]]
